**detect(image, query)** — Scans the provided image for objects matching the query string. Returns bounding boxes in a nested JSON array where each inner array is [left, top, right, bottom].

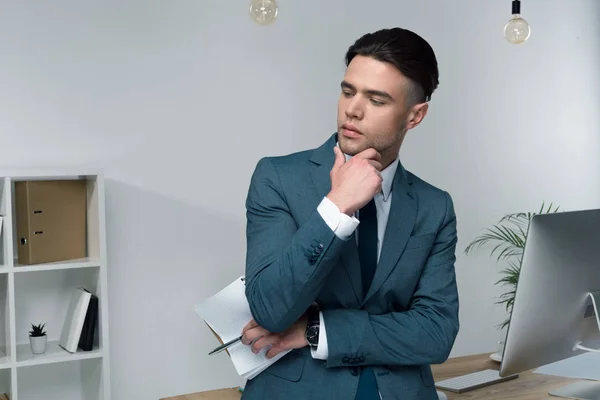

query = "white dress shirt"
[[311, 146, 399, 360]]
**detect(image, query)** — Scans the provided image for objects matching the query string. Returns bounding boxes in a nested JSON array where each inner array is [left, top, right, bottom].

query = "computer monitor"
[[500, 208, 600, 398]]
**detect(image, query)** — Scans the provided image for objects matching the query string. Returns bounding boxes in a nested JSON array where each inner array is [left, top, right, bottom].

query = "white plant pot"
[[30, 335, 47, 354]]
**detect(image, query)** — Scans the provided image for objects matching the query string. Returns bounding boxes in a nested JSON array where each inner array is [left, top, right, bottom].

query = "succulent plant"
[[29, 323, 46, 337]]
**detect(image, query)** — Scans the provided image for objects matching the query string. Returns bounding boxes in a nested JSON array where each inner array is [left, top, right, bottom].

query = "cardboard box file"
[[15, 180, 87, 265]]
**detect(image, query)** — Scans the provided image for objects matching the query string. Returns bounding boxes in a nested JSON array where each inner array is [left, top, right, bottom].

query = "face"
[[337, 55, 429, 168]]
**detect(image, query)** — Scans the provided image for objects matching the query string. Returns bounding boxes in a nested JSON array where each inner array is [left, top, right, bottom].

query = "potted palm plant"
[[464, 202, 560, 331], [29, 322, 47, 354]]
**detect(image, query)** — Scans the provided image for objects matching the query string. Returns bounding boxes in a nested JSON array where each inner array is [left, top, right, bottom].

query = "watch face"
[[306, 324, 319, 346]]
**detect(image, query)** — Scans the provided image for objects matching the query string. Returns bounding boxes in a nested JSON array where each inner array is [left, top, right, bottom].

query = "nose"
[[345, 97, 364, 120]]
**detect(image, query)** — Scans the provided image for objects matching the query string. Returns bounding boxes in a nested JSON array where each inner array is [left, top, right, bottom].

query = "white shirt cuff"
[[310, 311, 328, 360], [317, 197, 359, 240]]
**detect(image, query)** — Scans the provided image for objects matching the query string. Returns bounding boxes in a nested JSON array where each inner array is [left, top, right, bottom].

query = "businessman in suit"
[[240, 27, 459, 399]]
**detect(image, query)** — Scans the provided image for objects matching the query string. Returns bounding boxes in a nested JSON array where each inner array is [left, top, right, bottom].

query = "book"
[[0, 216, 3, 236], [78, 292, 98, 351], [194, 276, 292, 380], [59, 287, 94, 353]]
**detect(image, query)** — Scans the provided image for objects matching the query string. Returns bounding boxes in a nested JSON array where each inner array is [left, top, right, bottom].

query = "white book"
[[194, 276, 291, 380], [59, 287, 92, 353], [0, 216, 3, 235]]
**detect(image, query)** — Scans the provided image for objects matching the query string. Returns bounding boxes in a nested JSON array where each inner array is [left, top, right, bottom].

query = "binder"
[[14, 179, 87, 265]]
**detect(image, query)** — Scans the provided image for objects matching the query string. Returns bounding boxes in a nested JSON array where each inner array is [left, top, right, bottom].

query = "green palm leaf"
[[464, 202, 560, 331]]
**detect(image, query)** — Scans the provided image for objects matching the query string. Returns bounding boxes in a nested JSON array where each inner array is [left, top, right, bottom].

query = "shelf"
[[14, 268, 101, 357], [17, 357, 103, 400], [12, 258, 101, 273], [16, 341, 102, 367], [10, 175, 103, 266], [0, 171, 110, 399], [0, 168, 102, 182], [0, 369, 9, 399], [0, 352, 10, 370]]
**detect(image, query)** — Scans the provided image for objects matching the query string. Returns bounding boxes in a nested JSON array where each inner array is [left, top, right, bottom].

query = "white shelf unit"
[[0, 170, 110, 400]]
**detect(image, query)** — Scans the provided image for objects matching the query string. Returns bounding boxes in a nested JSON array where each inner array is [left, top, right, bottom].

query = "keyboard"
[[435, 369, 519, 393]]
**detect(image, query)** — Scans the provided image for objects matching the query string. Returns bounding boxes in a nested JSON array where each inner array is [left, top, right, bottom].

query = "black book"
[[78, 293, 98, 351]]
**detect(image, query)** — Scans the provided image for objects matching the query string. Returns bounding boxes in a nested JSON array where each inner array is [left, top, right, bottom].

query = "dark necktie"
[[355, 198, 379, 399], [358, 198, 377, 297]]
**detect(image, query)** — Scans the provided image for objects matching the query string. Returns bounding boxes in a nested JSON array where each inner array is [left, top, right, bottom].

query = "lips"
[[341, 124, 362, 139], [342, 123, 360, 134]]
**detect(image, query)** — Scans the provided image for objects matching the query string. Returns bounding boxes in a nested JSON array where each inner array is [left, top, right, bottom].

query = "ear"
[[406, 103, 429, 130]]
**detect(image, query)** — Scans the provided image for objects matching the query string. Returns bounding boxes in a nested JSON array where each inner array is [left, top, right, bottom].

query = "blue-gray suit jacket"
[[242, 134, 459, 399]]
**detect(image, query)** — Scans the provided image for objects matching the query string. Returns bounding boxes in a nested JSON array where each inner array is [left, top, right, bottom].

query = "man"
[[240, 27, 459, 400]]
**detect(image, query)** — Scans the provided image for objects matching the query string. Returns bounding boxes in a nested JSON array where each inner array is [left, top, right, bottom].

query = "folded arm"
[[320, 192, 459, 367], [244, 158, 351, 333]]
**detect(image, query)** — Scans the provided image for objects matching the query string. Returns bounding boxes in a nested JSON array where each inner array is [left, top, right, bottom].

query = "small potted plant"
[[29, 323, 47, 354]]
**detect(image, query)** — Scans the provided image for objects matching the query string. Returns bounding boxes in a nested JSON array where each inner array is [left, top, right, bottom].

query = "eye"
[[370, 99, 385, 106], [342, 90, 353, 98]]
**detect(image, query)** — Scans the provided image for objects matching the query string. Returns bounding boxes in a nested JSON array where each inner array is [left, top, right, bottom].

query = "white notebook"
[[59, 287, 92, 353], [194, 276, 291, 380]]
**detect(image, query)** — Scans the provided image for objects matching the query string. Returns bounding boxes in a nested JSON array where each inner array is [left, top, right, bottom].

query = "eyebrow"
[[341, 80, 394, 102]]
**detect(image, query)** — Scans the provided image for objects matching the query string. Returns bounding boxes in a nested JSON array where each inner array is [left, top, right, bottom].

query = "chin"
[[338, 139, 367, 156]]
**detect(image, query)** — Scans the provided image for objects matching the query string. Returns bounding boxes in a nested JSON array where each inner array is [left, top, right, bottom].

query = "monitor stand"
[[548, 291, 600, 400], [549, 382, 600, 400]]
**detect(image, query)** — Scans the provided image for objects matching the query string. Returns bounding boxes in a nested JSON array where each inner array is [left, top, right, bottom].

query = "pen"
[[209, 335, 243, 355]]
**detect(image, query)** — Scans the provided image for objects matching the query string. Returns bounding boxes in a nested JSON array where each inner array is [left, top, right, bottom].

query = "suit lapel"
[[362, 164, 417, 305], [309, 133, 363, 304]]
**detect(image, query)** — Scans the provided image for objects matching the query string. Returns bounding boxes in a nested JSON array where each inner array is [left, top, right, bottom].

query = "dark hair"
[[345, 27, 439, 105]]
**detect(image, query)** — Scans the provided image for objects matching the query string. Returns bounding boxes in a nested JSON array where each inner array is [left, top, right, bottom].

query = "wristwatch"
[[305, 304, 320, 348]]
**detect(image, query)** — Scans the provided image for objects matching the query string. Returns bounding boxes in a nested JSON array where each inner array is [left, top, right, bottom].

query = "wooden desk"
[[431, 353, 579, 400], [161, 388, 242, 400], [161, 353, 580, 400]]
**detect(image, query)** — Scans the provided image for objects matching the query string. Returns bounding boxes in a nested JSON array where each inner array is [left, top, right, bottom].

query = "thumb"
[[332, 146, 345, 171]]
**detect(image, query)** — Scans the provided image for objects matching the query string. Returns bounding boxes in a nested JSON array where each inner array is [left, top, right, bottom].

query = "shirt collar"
[[337, 142, 398, 202]]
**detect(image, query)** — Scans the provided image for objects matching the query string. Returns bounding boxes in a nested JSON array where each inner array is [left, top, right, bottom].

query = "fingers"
[[266, 343, 285, 359], [367, 159, 382, 171], [354, 148, 381, 163], [242, 319, 258, 335], [331, 146, 346, 172], [251, 333, 280, 354], [241, 325, 270, 345], [375, 179, 383, 194]]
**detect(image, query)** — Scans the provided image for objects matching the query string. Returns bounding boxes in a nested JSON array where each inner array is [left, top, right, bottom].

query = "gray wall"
[[1, 1, 599, 399]]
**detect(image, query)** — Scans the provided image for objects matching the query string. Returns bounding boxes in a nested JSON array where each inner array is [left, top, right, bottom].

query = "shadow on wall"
[[103, 178, 247, 399]]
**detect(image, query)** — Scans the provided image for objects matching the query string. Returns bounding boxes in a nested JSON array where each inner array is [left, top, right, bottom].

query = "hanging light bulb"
[[504, 0, 531, 44], [249, 0, 278, 26]]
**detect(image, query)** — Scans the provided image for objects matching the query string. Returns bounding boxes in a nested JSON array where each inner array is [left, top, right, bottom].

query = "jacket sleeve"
[[244, 157, 347, 333], [321, 191, 460, 367]]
